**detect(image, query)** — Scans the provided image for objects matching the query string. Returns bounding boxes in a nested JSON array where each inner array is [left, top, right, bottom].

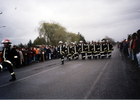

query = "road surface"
[[0, 46, 140, 99]]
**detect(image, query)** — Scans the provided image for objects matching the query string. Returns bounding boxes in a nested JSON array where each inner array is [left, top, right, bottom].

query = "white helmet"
[[80, 41, 83, 43], [59, 41, 63, 44]]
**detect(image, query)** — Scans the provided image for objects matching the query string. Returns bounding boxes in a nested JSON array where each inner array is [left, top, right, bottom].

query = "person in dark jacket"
[[27, 47, 33, 64], [11, 45, 19, 68], [53, 48, 57, 59], [135, 30, 140, 68], [0, 39, 16, 81]]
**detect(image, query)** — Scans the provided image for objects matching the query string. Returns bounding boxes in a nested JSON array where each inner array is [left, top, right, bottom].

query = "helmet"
[[80, 41, 83, 43], [59, 41, 63, 44], [65, 42, 67, 44], [1, 39, 11, 44]]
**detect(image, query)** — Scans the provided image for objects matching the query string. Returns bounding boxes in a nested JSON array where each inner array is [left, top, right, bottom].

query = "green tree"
[[77, 32, 86, 43], [102, 36, 116, 45], [27, 39, 33, 47], [33, 37, 47, 45], [18, 43, 24, 48], [66, 32, 79, 44], [38, 22, 67, 46], [38, 22, 87, 46]]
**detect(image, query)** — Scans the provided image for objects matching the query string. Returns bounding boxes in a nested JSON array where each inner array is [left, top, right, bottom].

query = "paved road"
[[0, 46, 140, 99]]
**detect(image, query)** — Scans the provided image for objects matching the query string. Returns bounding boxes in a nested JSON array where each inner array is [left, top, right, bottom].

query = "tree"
[[18, 43, 24, 48], [66, 32, 79, 44], [38, 21, 87, 46], [38, 22, 67, 46], [77, 32, 86, 43], [27, 39, 33, 47], [102, 36, 116, 45], [33, 37, 47, 45]]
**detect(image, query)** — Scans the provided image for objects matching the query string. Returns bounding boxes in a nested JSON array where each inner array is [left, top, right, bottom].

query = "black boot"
[[9, 74, 16, 81], [62, 61, 64, 65]]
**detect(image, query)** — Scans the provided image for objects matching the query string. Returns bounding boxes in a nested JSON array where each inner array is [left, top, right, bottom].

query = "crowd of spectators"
[[0, 45, 58, 70], [118, 29, 140, 69]]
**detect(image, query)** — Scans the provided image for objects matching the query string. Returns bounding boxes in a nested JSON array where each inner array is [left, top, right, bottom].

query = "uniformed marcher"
[[66, 44, 72, 60], [0, 39, 16, 81], [57, 41, 65, 64], [73, 41, 79, 60], [64, 42, 67, 57], [100, 40, 107, 59], [96, 41, 100, 58], [86, 41, 92, 59], [70, 42, 74, 59], [107, 40, 113, 58], [92, 41, 98, 59], [79, 41, 86, 60]]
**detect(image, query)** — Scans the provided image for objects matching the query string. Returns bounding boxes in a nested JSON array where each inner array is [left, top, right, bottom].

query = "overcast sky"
[[0, 0, 140, 45]]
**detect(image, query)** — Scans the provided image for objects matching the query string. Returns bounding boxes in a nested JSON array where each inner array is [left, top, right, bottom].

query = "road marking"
[[84, 60, 110, 99], [0, 65, 60, 88]]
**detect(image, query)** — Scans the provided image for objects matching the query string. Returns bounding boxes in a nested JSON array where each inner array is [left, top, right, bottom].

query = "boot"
[[62, 61, 64, 65], [9, 74, 16, 81]]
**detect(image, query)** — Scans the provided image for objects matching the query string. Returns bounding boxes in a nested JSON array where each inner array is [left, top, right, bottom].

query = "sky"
[[0, 0, 140, 45]]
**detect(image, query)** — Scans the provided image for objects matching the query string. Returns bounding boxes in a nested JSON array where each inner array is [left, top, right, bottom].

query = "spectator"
[[136, 29, 140, 68], [22, 47, 28, 66], [32, 47, 36, 62], [40, 45, 45, 62], [47, 46, 51, 60], [53, 48, 57, 59], [27, 47, 33, 64], [18, 47, 24, 66], [35, 47, 39, 62], [44, 46, 47, 61], [50, 46, 53, 59], [131, 33, 138, 66]]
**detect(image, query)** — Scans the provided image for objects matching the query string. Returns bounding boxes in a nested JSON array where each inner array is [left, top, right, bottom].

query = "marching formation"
[[57, 40, 114, 65], [0, 39, 113, 81]]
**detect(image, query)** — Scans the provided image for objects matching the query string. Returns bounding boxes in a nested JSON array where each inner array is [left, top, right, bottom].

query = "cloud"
[[0, 0, 140, 45]]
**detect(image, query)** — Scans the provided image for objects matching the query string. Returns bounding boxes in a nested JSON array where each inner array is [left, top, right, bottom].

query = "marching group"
[[57, 40, 114, 64], [0, 39, 113, 81], [118, 29, 140, 69]]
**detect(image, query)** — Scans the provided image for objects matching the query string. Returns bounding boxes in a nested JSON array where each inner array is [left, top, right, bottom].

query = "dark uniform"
[[107, 42, 113, 58], [64, 43, 68, 57], [100, 41, 107, 59], [70, 42, 75, 59], [73, 42, 79, 60], [92, 41, 98, 59], [86, 42, 92, 59], [67, 45, 72, 60], [96, 42, 100, 58], [11, 45, 19, 67], [79, 41, 86, 60], [57, 41, 65, 64], [0, 39, 16, 81]]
